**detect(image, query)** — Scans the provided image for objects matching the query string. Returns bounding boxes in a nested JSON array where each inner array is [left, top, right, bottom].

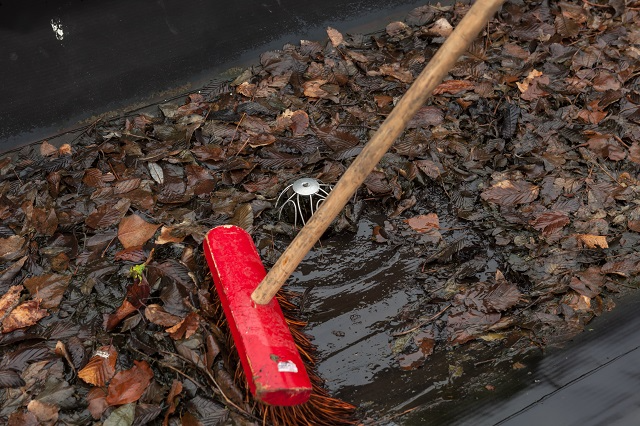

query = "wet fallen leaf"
[[481, 180, 540, 206], [78, 345, 118, 387], [0, 235, 26, 262], [144, 304, 182, 327], [163, 379, 183, 426], [118, 214, 161, 249], [575, 234, 608, 249], [103, 402, 136, 426], [27, 399, 59, 424], [86, 387, 109, 420], [86, 199, 131, 230], [483, 271, 522, 312], [290, 110, 309, 136], [0, 285, 22, 321], [326, 26, 344, 47], [1, 300, 48, 333], [22, 273, 71, 309], [406, 106, 444, 128], [166, 312, 200, 340], [106, 360, 154, 406], [376, 64, 414, 84], [155, 226, 185, 245], [433, 79, 474, 95], [404, 213, 440, 232], [530, 211, 570, 236]]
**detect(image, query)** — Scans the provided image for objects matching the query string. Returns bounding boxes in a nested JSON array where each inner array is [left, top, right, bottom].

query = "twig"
[[132, 347, 255, 420], [156, 348, 253, 418], [392, 304, 451, 337]]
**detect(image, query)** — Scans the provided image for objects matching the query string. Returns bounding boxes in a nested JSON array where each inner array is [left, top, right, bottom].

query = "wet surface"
[[2, 1, 640, 424], [1, 0, 428, 152], [290, 211, 640, 425]]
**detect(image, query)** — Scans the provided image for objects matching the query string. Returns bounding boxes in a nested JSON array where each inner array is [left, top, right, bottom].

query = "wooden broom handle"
[[252, 0, 505, 305]]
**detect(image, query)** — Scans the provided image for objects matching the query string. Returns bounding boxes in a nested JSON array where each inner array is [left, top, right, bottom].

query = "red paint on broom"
[[203, 225, 312, 406]]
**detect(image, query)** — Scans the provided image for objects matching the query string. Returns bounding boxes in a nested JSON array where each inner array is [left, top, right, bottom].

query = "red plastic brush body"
[[203, 225, 312, 406]]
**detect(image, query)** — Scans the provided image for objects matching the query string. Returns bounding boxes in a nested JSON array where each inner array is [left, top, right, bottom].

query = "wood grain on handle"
[[252, 0, 505, 305]]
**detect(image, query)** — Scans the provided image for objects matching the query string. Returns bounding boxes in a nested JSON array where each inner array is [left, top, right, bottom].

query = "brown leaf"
[[374, 94, 393, 108], [602, 253, 640, 277], [104, 300, 137, 332], [529, 211, 570, 236], [377, 64, 414, 83], [575, 234, 608, 249], [8, 411, 39, 426], [326, 26, 344, 47], [114, 178, 141, 195], [23, 273, 72, 309], [106, 360, 154, 406], [570, 267, 604, 298], [577, 107, 608, 125], [163, 379, 183, 426], [114, 246, 148, 263], [144, 304, 182, 327], [27, 399, 59, 424], [483, 270, 522, 312], [433, 79, 475, 95], [190, 144, 225, 162], [155, 226, 185, 245], [86, 199, 131, 229], [406, 106, 444, 128], [78, 345, 118, 386], [166, 312, 200, 340], [290, 110, 309, 136], [32, 207, 58, 236], [404, 213, 440, 232], [185, 164, 216, 196], [592, 71, 621, 92], [118, 214, 161, 249], [39, 140, 58, 157], [630, 142, 640, 164], [1, 300, 48, 333], [481, 180, 540, 206], [0, 285, 23, 321], [87, 387, 109, 420], [414, 159, 443, 179], [302, 79, 340, 102], [0, 235, 26, 262], [83, 168, 105, 188], [517, 70, 550, 101], [229, 203, 254, 231]]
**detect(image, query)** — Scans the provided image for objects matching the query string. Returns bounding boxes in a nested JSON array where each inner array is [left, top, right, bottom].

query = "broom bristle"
[[213, 288, 357, 425]]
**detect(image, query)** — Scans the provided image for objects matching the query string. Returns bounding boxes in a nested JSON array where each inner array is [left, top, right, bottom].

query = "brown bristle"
[[211, 288, 357, 425]]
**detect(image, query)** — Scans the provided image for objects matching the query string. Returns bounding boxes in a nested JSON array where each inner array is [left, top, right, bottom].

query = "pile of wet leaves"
[[1, 0, 640, 424]]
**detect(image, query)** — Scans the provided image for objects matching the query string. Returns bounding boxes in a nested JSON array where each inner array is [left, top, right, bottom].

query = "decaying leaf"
[[163, 379, 183, 425], [326, 26, 344, 47], [118, 214, 161, 249], [433, 79, 474, 95], [22, 273, 71, 309], [575, 234, 608, 249], [78, 345, 118, 386], [86, 387, 109, 420], [0, 235, 26, 262], [166, 312, 200, 340], [106, 360, 154, 406], [0, 284, 22, 321], [481, 180, 539, 206], [530, 211, 570, 236], [1, 299, 48, 333], [404, 213, 440, 232], [27, 399, 59, 424], [144, 304, 182, 327]]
